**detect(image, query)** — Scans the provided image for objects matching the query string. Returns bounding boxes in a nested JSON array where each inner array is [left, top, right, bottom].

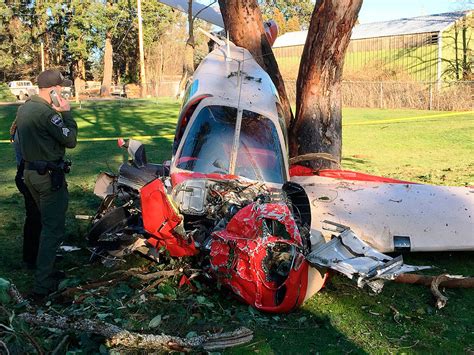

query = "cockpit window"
[[235, 110, 285, 183], [176, 105, 285, 184], [176, 105, 237, 175]]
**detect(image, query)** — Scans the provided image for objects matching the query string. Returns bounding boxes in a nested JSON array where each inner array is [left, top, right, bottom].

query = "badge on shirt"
[[51, 114, 64, 127], [62, 127, 70, 136]]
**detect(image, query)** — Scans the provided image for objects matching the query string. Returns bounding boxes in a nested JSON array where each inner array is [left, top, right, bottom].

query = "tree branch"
[[7, 280, 252, 351], [18, 312, 252, 351], [289, 153, 339, 166], [58, 269, 182, 300], [394, 273, 474, 309], [394, 273, 474, 288]]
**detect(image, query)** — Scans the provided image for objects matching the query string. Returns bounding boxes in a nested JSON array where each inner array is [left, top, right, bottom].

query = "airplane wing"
[[291, 174, 474, 253], [158, 0, 224, 28]]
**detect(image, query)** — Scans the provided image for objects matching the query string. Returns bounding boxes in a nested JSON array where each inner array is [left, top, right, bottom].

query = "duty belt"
[[25, 159, 71, 174], [25, 160, 63, 171]]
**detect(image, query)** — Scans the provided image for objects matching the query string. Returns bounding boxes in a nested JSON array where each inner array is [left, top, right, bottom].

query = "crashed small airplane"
[[86, 1, 473, 313]]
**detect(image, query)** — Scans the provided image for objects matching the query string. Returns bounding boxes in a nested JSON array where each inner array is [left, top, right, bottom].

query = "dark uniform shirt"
[[16, 95, 77, 162]]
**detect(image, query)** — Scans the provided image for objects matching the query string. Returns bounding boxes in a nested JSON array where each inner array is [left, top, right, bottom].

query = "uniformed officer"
[[16, 69, 78, 297]]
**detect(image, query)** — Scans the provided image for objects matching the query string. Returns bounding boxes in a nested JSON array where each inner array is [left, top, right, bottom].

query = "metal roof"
[[273, 10, 472, 48]]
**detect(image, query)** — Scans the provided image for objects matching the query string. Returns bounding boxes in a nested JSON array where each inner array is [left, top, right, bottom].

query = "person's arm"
[[9, 119, 17, 143], [45, 110, 78, 148], [45, 94, 78, 148]]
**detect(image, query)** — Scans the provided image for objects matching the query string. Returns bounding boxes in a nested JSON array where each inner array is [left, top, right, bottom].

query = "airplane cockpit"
[[173, 102, 286, 184]]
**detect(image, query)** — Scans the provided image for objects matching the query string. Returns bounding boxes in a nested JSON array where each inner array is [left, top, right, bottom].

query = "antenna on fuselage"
[[226, 31, 231, 62]]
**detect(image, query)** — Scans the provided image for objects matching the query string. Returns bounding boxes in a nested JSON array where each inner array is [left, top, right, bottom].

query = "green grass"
[[342, 108, 474, 186], [0, 99, 473, 353]]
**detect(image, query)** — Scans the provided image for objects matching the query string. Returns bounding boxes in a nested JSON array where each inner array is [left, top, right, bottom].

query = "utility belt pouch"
[[47, 162, 64, 191], [50, 169, 64, 191], [34, 161, 48, 175]]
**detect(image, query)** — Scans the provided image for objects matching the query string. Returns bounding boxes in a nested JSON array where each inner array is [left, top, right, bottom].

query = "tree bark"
[[177, 0, 195, 98], [290, 0, 362, 168], [461, 19, 468, 80], [101, 30, 114, 97], [218, 0, 293, 127], [74, 59, 86, 102], [394, 273, 474, 288], [18, 313, 253, 351]]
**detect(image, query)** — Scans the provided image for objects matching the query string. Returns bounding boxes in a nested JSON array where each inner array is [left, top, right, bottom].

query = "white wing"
[[158, 0, 224, 27]]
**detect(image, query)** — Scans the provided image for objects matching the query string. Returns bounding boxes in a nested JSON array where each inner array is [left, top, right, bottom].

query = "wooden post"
[[429, 83, 433, 111], [437, 32, 442, 91], [40, 41, 45, 72], [137, 0, 147, 97], [379, 81, 383, 109]]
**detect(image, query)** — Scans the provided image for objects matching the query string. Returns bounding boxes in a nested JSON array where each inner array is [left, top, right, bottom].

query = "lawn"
[[0, 99, 473, 353]]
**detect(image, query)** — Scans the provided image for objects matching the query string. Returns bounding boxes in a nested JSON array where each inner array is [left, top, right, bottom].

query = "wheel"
[[87, 206, 139, 250]]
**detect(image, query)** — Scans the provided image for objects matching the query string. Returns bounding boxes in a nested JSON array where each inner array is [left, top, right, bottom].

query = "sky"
[[357, 0, 472, 23], [197, 0, 472, 24]]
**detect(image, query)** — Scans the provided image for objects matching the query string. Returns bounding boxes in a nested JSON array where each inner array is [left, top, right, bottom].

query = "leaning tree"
[[218, 0, 363, 170]]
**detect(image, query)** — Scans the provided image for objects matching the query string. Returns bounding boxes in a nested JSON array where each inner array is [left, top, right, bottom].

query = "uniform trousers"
[[24, 169, 68, 295], [15, 163, 41, 266]]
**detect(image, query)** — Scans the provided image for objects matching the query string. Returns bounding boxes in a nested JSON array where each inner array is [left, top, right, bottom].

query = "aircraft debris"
[[306, 222, 430, 293]]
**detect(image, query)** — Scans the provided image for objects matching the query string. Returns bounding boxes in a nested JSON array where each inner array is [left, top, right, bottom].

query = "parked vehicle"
[[110, 84, 126, 97], [8, 80, 38, 100]]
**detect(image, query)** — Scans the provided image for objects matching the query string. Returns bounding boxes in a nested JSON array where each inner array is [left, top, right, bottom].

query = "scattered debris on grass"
[[2, 279, 253, 352]]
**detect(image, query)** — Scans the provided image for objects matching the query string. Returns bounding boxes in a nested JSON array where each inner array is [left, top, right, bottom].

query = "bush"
[[0, 83, 16, 102]]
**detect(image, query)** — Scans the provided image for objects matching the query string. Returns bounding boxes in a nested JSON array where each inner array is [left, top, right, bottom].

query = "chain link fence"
[[73, 79, 472, 111], [284, 80, 473, 111]]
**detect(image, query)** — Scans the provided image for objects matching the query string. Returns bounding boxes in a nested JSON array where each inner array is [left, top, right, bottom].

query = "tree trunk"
[[461, 19, 468, 80], [290, 0, 362, 168], [74, 59, 86, 102], [218, 0, 293, 127], [101, 30, 114, 97], [43, 33, 50, 68], [177, 0, 195, 98], [454, 24, 460, 80]]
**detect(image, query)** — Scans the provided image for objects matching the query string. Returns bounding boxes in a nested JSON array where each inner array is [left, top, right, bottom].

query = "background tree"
[[259, 0, 313, 32], [100, 0, 119, 97], [176, 0, 196, 97], [0, 3, 35, 80], [65, 1, 107, 97]]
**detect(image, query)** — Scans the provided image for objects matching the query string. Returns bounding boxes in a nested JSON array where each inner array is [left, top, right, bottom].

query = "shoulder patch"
[[51, 114, 64, 127], [62, 127, 70, 137]]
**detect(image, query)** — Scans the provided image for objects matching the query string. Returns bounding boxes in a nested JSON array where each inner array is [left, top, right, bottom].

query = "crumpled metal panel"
[[140, 179, 198, 257], [306, 227, 430, 292]]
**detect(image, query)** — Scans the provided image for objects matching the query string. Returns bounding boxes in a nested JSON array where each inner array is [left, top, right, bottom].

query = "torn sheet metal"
[[93, 172, 116, 199], [58, 245, 81, 252], [291, 175, 474, 252], [306, 224, 430, 292]]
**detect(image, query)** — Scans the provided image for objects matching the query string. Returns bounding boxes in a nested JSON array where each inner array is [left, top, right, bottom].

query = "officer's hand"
[[52, 95, 71, 112]]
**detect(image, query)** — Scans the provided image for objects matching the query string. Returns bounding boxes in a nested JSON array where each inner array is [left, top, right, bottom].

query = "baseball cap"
[[37, 69, 73, 88]]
